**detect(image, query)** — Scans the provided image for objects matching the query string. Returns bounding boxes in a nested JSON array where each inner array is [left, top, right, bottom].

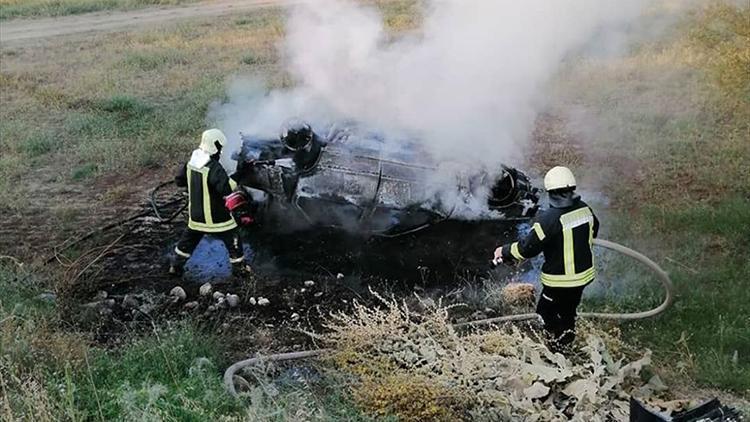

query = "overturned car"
[[232, 121, 541, 237]]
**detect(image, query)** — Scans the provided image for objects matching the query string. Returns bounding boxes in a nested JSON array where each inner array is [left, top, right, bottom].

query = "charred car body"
[[232, 121, 541, 237]]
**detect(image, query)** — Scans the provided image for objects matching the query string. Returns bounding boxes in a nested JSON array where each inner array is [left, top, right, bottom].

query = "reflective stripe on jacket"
[[501, 198, 599, 288], [176, 158, 238, 233]]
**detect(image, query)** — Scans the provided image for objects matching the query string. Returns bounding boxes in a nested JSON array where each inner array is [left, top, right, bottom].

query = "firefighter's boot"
[[169, 250, 190, 277]]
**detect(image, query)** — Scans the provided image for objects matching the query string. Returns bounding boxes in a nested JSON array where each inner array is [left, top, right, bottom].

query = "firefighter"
[[170, 129, 252, 278], [493, 166, 599, 349], [279, 119, 324, 172]]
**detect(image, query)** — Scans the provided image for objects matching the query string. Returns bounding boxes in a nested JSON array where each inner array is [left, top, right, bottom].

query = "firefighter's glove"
[[225, 191, 254, 227]]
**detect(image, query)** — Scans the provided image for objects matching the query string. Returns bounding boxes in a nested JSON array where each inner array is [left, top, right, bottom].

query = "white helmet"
[[198, 129, 227, 155], [544, 166, 576, 191]]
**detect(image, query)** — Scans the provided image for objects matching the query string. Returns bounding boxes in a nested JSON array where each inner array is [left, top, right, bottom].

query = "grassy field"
[[0, 0, 748, 419], [0, 0, 198, 20], [551, 2, 750, 392]]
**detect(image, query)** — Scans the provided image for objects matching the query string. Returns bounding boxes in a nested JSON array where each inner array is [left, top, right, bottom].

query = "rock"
[[226, 294, 240, 308], [216, 297, 227, 308], [122, 294, 138, 308], [314, 292, 323, 298], [138, 304, 155, 315], [95, 290, 108, 300], [83, 299, 114, 309], [304, 280, 315, 287], [257, 297, 270, 306], [248, 297, 257, 306], [213, 291, 225, 300], [36, 292, 56, 303], [199, 283, 213, 296], [207, 305, 216, 312], [336, 273, 345, 280], [170, 286, 187, 301], [290, 312, 300, 322], [300, 288, 306, 293], [184, 301, 199, 309]]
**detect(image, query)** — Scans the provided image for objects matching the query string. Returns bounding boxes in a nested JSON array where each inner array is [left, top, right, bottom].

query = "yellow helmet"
[[199, 129, 227, 155], [544, 166, 576, 191]]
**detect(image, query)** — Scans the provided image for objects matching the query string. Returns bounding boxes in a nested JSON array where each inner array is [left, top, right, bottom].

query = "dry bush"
[[0, 371, 60, 422], [501, 283, 536, 309], [323, 291, 668, 421]]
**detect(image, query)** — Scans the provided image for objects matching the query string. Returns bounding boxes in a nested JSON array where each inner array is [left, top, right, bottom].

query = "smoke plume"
[[212, 0, 647, 196]]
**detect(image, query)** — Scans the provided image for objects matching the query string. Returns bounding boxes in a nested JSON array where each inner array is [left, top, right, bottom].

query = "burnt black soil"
[[52, 196, 532, 353]]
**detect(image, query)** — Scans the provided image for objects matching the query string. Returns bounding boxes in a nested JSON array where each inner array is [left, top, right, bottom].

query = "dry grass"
[[0, 264, 89, 421], [0, 0, 198, 20], [323, 291, 664, 421], [549, 2, 749, 208]]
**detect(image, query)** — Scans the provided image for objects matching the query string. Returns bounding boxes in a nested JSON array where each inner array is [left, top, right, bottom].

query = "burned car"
[[232, 121, 540, 237]]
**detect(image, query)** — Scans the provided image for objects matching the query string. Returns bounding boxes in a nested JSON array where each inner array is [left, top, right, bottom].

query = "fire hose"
[[223, 238, 674, 397], [45, 181, 186, 264]]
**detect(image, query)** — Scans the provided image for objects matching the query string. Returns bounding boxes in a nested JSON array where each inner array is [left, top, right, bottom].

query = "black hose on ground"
[[45, 180, 186, 264], [149, 180, 187, 223], [223, 238, 675, 397]]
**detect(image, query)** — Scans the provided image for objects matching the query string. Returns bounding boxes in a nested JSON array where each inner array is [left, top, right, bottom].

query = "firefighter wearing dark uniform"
[[170, 128, 250, 277], [493, 166, 599, 348]]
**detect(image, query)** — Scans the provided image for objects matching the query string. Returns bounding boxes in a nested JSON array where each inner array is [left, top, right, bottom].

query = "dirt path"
[[0, 0, 292, 45]]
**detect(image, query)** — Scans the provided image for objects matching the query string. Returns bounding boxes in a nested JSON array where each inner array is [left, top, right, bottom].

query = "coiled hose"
[[224, 239, 674, 397]]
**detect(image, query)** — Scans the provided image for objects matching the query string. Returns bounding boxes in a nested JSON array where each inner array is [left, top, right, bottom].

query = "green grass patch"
[[625, 197, 750, 391], [20, 133, 55, 157], [71, 324, 241, 420], [59, 79, 223, 171], [0, 0, 199, 21], [241, 51, 265, 66], [97, 94, 153, 117], [71, 162, 98, 179], [123, 48, 190, 71]]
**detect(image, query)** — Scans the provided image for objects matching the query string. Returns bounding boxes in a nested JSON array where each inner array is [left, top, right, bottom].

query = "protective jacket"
[[176, 150, 238, 233], [501, 193, 599, 288]]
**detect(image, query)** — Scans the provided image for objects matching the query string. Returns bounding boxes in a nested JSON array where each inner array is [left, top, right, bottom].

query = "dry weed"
[[0, 370, 60, 422], [324, 291, 668, 421]]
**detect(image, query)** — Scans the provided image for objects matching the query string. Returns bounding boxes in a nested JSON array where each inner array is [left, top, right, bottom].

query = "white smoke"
[[213, 0, 648, 207]]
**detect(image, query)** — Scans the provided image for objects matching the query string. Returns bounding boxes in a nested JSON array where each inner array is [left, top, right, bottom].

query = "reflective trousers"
[[536, 284, 587, 348]]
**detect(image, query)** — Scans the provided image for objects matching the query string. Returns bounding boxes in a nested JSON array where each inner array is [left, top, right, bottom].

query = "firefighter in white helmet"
[[493, 166, 599, 350], [170, 129, 252, 278]]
